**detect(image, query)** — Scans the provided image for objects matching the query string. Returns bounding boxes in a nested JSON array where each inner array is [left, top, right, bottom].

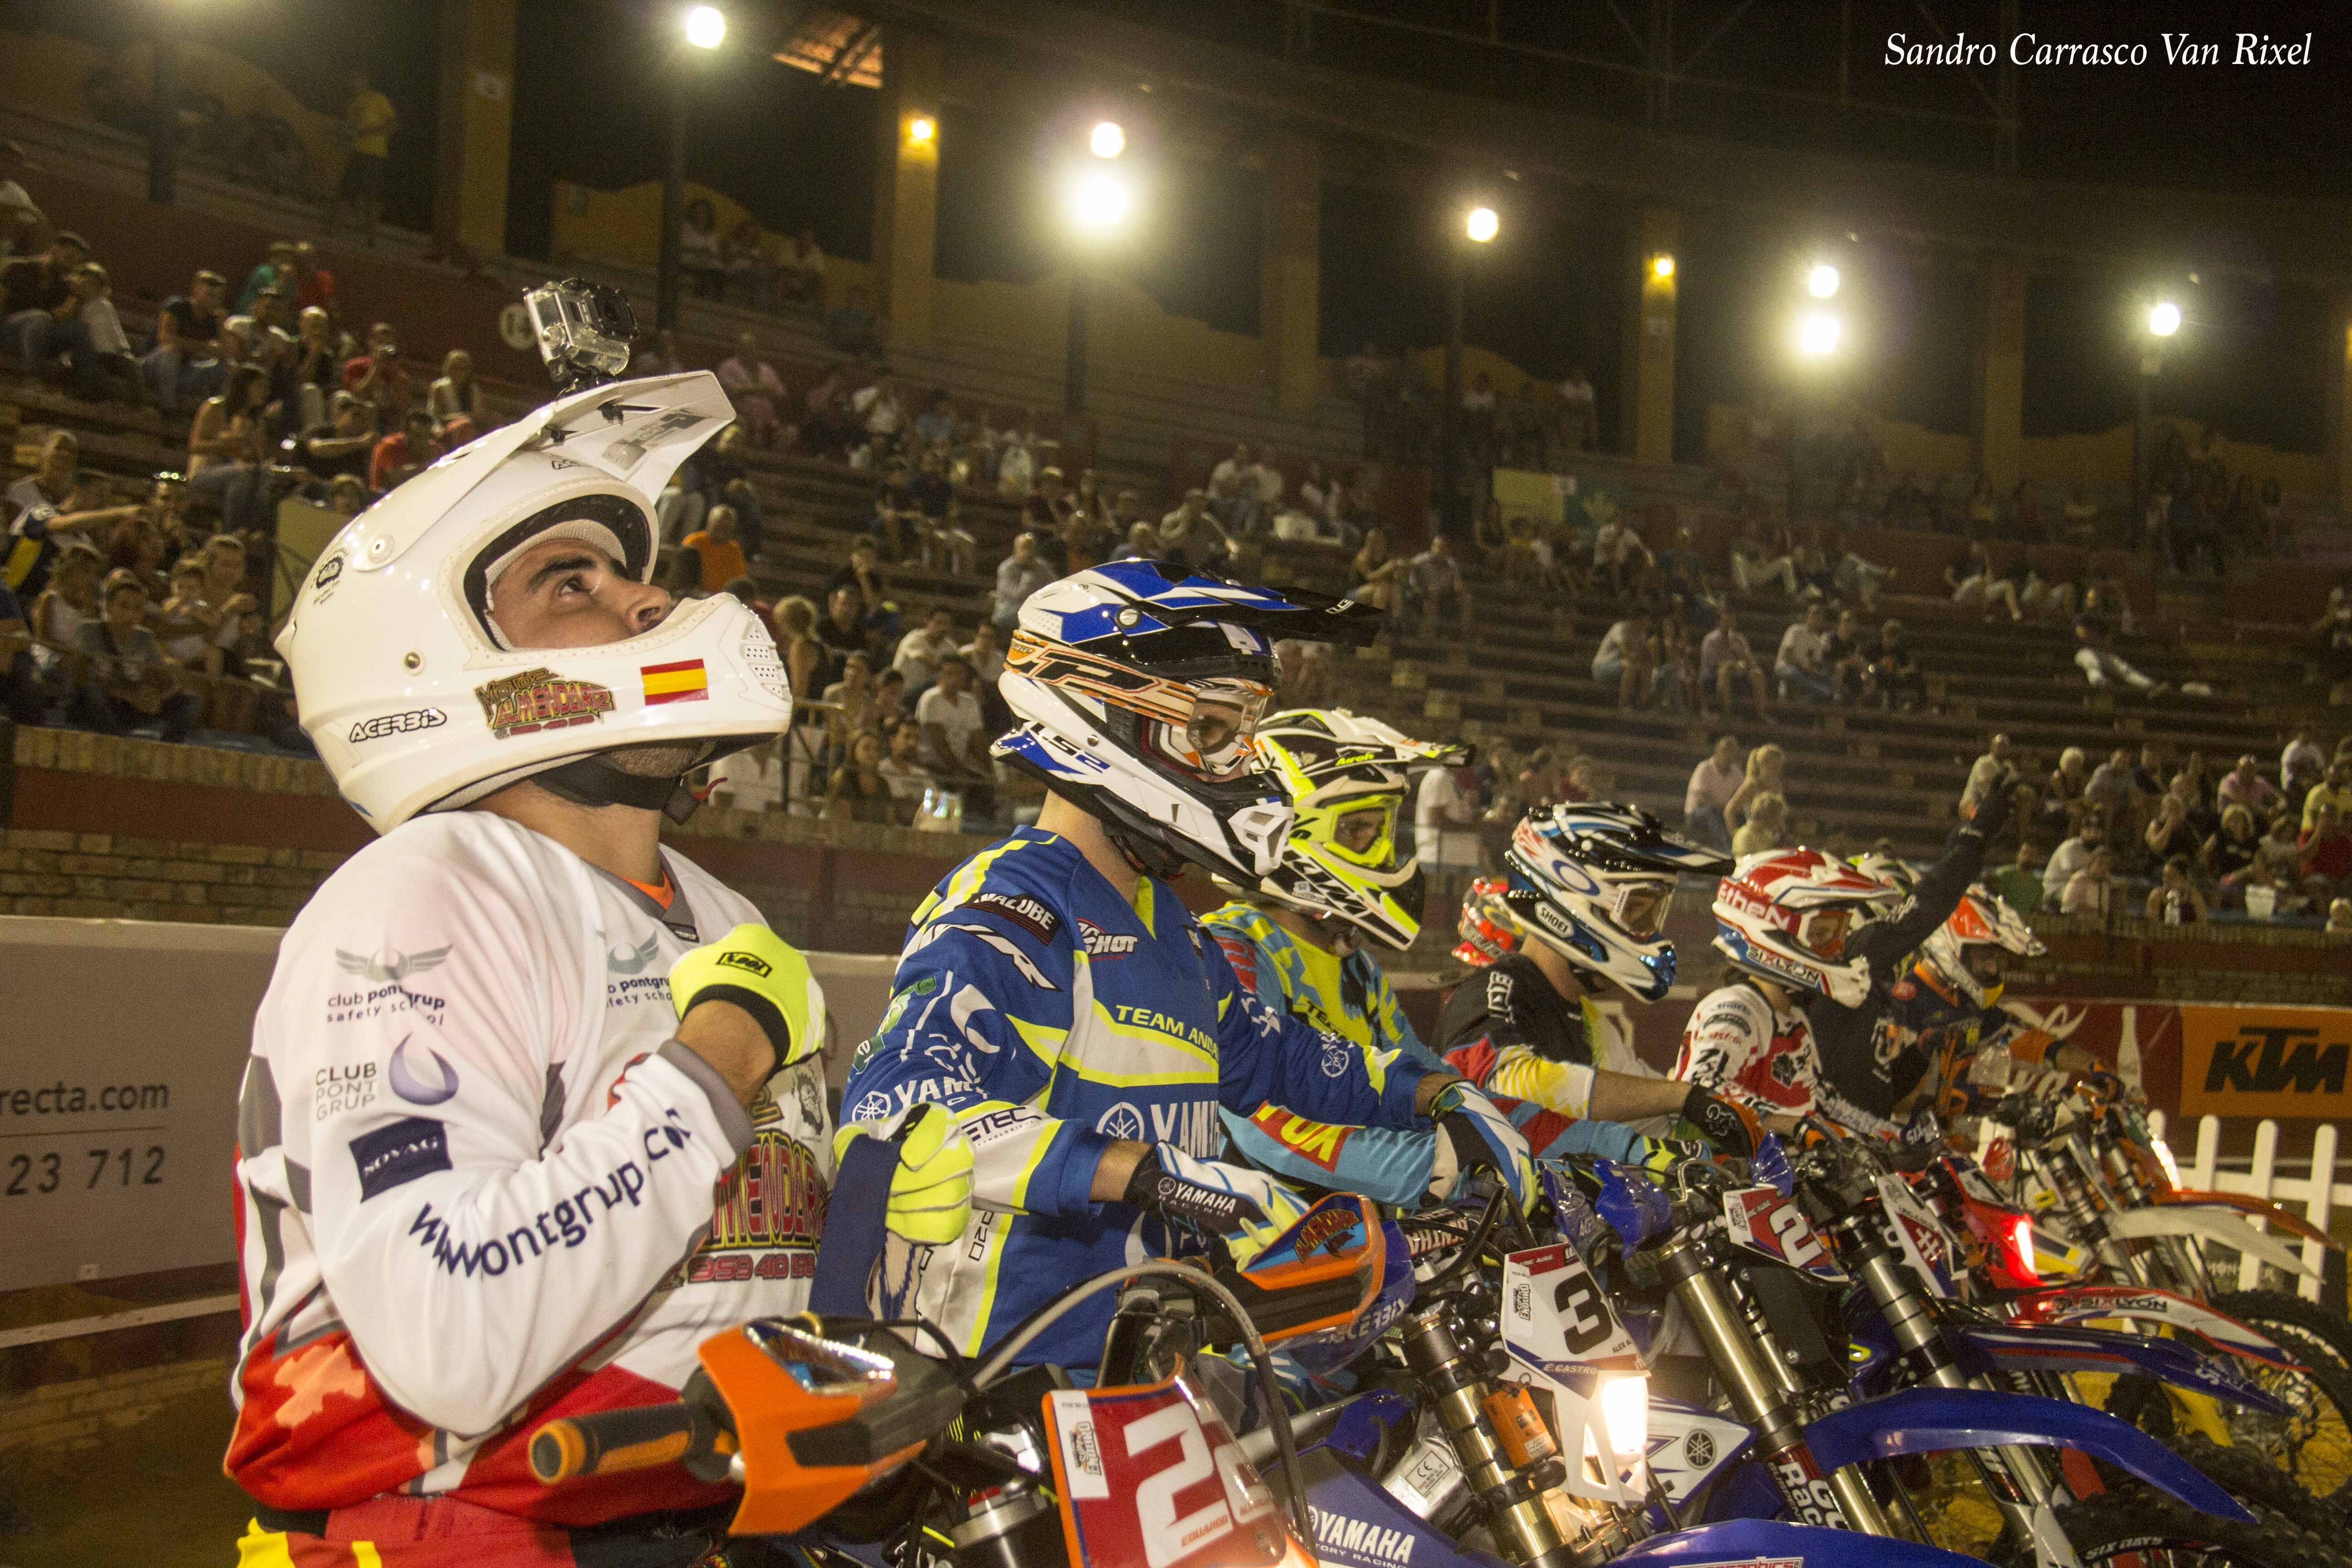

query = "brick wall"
[[0, 829, 344, 924], [0, 1357, 227, 1454]]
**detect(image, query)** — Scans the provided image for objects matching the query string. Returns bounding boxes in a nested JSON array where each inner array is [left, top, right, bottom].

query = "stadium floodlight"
[[1090, 120, 1126, 159], [1808, 263, 1840, 299], [2148, 300, 2182, 338], [1796, 310, 1842, 357], [1465, 206, 1499, 243], [683, 5, 725, 48], [908, 115, 936, 146], [1652, 253, 1676, 279], [1068, 170, 1132, 234]]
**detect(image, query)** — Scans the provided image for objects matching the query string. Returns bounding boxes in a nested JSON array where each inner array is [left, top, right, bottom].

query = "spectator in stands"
[[1724, 742, 1786, 839], [0, 564, 35, 723], [680, 507, 749, 594], [2, 229, 88, 371], [234, 239, 298, 313], [820, 650, 881, 751], [1774, 601, 1837, 705], [2202, 804, 2264, 906], [1864, 617, 1925, 711], [297, 390, 380, 486], [34, 260, 129, 402], [1831, 533, 1895, 610], [425, 349, 481, 443], [28, 541, 101, 695], [1684, 733, 1744, 850], [367, 407, 441, 493], [2061, 845, 2122, 918], [1947, 539, 2023, 621], [1023, 466, 1071, 547], [187, 366, 277, 537], [2303, 756, 2352, 834], [1732, 792, 1791, 857], [777, 226, 826, 306], [1401, 532, 1470, 637], [1415, 756, 1480, 898], [197, 535, 259, 671], [1112, 520, 1157, 562], [2043, 812, 2106, 902], [705, 736, 784, 815], [2019, 565, 2076, 622], [2082, 746, 2134, 823], [675, 197, 724, 297], [827, 284, 883, 357], [2216, 753, 2283, 820], [7, 431, 94, 559], [72, 569, 200, 741], [1728, 516, 1799, 599], [893, 605, 958, 690], [906, 442, 953, 521], [720, 217, 773, 309], [1206, 444, 1262, 539], [875, 717, 925, 824], [2073, 604, 2162, 696], [135, 265, 228, 414], [1700, 606, 1774, 719], [1822, 607, 1869, 704], [1158, 488, 1229, 573], [2282, 728, 2328, 800], [2142, 777, 2201, 868], [1593, 608, 1656, 711], [1347, 527, 1405, 614], [815, 581, 876, 686], [991, 532, 1054, 635], [819, 730, 894, 824], [1987, 840, 2046, 916], [692, 423, 764, 559], [1654, 612, 1700, 712], [2044, 745, 2092, 838], [921, 493, 979, 578], [342, 321, 409, 418], [918, 655, 993, 807], [2145, 855, 2207, 924], [1057, 512, 1101, 574], [325, 66, 397, 246], [0, 139, 44, 256], [290, 307, 338, 429], [1592, 510, 1653, 600], [703, 332, 781, 448]]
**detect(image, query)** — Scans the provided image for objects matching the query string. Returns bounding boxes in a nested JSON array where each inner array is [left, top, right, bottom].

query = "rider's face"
[[1333, 808, 1384, 855], [488, 538, 673, 649]]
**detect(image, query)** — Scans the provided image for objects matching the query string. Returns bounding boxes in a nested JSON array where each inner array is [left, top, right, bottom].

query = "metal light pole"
[[657, 7, 727, 332], [1066, 264, 1090, 416], [1063, 122, 1129, 418], [2135, 300, 2180, 544], [1438, 205, 1497, 536], [148, 10, 179, 206]]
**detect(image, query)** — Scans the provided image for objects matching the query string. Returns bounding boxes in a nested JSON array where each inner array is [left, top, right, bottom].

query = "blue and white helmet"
[[1499, 802, 1732, 1002], [995, 560, 1384, 882]]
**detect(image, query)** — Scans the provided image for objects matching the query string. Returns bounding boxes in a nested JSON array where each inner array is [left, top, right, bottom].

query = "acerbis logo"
[[349, 707, 447, 744]]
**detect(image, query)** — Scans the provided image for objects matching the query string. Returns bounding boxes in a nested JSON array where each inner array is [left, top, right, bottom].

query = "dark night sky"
[[17, 0, 2350, 454]]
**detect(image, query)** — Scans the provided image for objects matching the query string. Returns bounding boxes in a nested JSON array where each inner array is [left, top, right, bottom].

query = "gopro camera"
[[523, 278, 637, 394]]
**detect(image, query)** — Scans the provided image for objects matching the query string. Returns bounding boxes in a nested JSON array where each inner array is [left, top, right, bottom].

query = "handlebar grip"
[[529, 1401, 717, 1485]]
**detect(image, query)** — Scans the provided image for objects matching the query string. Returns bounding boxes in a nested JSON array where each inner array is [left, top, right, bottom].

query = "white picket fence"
[[2146, 1111, 2341, 1303]]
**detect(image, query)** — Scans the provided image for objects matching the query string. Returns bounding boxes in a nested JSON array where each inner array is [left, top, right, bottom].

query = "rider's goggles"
[[1794, 906, 1855, 960], [1607, 879, 1673, 941], [1142, 677, 1271, 783]]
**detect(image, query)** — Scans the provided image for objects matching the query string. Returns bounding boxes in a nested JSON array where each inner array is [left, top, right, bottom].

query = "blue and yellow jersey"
[[842, 828, 1432, 1367]]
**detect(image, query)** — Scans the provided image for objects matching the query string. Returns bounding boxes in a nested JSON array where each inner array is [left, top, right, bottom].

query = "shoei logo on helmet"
[[474, 667, 617, 740], [349, 707, 447, 744], [716, 951, 772, 978]]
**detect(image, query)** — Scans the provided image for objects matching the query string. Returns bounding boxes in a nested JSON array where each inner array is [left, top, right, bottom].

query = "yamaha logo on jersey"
[[1319, 1038, 1353, 1078], [1096, 1102, 1147, 1141]]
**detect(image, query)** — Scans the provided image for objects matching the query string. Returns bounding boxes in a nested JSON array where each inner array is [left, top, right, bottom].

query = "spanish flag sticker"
[[641, 658, 710, 706]]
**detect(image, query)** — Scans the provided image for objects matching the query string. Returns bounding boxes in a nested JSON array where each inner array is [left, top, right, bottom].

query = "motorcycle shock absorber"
[[2037, 1141, 2142, 1283], [1398, 1304, 1579, 1568], [2095, 1134, 2212, 1296], [1653, 1230, 1893, 1535]]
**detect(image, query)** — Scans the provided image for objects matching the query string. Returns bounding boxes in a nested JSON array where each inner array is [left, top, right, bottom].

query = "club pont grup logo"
[[475, 667, 616, 740]]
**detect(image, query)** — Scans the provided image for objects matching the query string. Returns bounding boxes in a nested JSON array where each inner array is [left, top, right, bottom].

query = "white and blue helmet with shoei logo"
[[1499, 802, 1732, 1002], [994, 560, 1384, 882]]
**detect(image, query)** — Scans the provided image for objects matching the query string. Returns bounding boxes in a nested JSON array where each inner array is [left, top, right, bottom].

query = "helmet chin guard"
[[276, 370, 794, 831]]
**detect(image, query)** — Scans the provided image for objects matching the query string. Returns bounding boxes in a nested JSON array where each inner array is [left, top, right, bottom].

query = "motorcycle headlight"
[[1598, 1374, 1648, 1464]]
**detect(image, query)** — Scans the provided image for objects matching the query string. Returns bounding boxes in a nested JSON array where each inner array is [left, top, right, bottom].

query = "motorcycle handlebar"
[[528, 1400, 730, 1485]]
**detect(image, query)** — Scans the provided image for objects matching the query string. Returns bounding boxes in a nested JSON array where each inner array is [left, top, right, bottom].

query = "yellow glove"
[[668, 923, 825, 1075], [833, 1104, 975, 1245]]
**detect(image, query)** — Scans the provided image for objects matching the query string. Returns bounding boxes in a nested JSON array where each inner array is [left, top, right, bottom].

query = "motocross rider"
[[837, 563, 1534, 1368], [229, 325, 972, 1562], [1437, 803, 1771, 1159]]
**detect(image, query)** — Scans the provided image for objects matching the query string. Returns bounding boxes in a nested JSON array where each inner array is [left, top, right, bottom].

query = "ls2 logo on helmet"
[[349, 707, 447, 745], [475, 667, 616, 740]]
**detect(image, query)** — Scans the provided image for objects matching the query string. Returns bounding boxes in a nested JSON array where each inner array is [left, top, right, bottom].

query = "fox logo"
[[1249, 1105, 1352, 1171]]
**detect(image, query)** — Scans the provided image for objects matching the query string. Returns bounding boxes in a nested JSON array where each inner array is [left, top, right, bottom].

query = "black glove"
[[1681, 1085, 1764, 1159], [1120, 1145, 1280, 1238], [1966, 773, 2016, 840]]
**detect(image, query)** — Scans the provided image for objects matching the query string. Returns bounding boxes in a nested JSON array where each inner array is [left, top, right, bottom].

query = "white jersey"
[[226, 813, 833, 1527], [1671, 980, 1897, 1137]]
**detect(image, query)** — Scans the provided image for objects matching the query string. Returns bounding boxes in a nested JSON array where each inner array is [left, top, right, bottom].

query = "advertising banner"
[[0, 917, 897, 1294]]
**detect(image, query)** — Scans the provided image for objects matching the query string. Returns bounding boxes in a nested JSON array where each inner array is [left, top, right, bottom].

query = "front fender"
[[1803, 1387, 2254, 1523], [1612, 1516, 1991, 1568], [2157, 1190, 2336, 1248], [2006, 1284, 2297, 1371], [2109, 1206, 2322, 1279], [1951, 1320, 2289, 1415]]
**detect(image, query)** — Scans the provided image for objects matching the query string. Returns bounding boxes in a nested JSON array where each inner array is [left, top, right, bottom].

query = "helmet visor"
[[1147, 677, 1271, 783], [1797, 907, 1854, 960], [1964, 944, 2006, 986], [1610, 880, 1674, 940], [1328, 799, 1403, 868]]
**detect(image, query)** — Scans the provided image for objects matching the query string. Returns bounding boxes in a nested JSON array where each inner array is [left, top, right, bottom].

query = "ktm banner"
[[2176, 1005, 2352, 1122]]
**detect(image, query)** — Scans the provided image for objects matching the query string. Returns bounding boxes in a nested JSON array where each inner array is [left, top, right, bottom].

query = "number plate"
[[1501, 1244, 1639, 1372], [1721, 1186, 1846, 1281], [1876, 1174, 1955, 1298], [1044, 1373, 1289, 1568]]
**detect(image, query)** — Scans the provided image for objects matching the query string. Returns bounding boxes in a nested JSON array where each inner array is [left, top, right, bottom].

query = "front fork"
[[1655, 1233, 1893, 1535], [1841, 1223, 2082, 1568]]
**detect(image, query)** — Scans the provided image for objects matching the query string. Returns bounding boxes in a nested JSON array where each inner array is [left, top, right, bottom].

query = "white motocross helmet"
[[994, 561, 1383, 882], [1918, 885, 2047, 1008], [1712, 848, 1901, 1008], [1501, 802, 1732, 1002], [276, 364, 791, 830]]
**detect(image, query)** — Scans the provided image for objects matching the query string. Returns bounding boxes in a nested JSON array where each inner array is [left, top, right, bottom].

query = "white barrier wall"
[[0, 916, 898, 1294]]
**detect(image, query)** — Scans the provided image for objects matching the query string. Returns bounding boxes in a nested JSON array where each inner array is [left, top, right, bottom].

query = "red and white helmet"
[[1712, 848, 1900, 1007], [1919, 886, 2046, 1008]]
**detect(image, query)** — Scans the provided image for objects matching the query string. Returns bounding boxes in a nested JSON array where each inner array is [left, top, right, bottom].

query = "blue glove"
[[1596, 1160, 1674, 1250], [1431, 1081, 1536, 1209]]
